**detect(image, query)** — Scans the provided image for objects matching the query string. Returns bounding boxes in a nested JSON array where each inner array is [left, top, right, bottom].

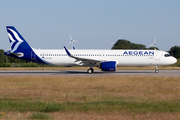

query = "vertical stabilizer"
[[6, 26, 32, 52]]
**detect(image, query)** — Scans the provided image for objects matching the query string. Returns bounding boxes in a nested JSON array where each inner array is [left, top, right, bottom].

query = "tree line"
[[112, 39, 159, 50], [112, 39, 180, 58]]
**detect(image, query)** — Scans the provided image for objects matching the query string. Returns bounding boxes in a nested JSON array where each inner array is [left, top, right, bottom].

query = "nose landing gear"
[[155, 66, 159, 73]]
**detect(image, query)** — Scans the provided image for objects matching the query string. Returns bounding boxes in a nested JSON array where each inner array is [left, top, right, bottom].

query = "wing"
[[64, 46, 117, 71], [64, 46, 105, 67]]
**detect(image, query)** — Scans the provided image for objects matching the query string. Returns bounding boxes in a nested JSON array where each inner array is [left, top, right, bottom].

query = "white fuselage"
[[33, 49, 177, 67]]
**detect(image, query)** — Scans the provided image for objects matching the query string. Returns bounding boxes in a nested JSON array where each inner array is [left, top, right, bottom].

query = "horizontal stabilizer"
[[4, 51, 24, 57]]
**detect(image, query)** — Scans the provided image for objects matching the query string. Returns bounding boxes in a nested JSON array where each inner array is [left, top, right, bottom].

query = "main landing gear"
[[155, 65, 159, 73], [87, 68, 94, 74]]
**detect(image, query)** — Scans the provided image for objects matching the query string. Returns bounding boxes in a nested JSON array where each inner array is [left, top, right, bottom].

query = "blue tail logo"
[[6, 26, 31, 52], [5, 26, 52, 65]]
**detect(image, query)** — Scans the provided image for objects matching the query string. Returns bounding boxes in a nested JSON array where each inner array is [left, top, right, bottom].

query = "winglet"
[[64, 46, 72, 56]]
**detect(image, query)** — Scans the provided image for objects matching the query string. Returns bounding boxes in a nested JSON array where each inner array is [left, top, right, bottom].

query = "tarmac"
[[0, 70, 179, 77]]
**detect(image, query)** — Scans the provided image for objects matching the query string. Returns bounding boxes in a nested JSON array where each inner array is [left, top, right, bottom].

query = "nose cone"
[[172, 57, 177, 64]]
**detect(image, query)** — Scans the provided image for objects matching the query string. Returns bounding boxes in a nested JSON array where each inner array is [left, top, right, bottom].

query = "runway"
[[0, 70, 180, 77]]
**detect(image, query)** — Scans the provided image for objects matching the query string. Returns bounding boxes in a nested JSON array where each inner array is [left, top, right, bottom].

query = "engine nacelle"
[[100, 61, 116, 71]]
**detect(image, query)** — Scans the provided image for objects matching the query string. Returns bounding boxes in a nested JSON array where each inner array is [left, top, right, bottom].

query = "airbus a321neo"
[[4, 26, 177, 73]]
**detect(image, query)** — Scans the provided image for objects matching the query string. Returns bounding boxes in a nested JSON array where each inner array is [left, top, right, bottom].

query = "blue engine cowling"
[[100, 61, 116, 71]]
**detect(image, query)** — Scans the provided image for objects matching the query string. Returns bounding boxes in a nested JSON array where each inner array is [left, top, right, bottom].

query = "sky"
[[0, 0, 180, 51]]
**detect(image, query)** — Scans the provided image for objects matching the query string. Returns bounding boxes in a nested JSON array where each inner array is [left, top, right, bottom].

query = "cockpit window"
[[164, 54, 171, 57]]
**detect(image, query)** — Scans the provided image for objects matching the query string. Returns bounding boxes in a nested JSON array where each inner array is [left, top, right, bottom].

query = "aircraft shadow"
[[0, 70, 156, 76], [59, 70, 155, 74]]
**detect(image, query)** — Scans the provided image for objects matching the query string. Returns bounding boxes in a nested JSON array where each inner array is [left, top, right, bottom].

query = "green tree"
[[168, 46, 180, 58], [0, 49, 6, 63], [112, 39, 146, 49]]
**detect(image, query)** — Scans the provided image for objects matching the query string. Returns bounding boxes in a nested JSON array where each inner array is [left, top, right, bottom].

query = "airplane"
[[4, 26, 177, 74]]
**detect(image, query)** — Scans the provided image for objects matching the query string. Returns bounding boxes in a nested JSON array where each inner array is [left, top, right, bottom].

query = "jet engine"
[[100, 61, 116, 71]]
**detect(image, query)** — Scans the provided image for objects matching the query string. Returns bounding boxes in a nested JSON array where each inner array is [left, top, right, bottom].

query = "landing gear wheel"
[[87, 69, 92, 74], [87, 68, 94, 74], [155, 66, 159, 73]]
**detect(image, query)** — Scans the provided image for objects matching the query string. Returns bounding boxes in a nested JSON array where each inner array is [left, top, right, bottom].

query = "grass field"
[[0, 75, 180, 119]]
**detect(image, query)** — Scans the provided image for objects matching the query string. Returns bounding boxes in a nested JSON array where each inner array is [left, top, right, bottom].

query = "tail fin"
[[5, 26, 53, 65], [6, 26, 32, 52]]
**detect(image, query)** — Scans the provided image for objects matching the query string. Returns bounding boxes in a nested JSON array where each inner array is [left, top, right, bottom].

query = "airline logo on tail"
[[7, 27, 24, 52]]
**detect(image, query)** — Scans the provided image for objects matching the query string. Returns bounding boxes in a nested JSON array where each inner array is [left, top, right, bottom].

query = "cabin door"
[[155, 51, 160, 61]]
